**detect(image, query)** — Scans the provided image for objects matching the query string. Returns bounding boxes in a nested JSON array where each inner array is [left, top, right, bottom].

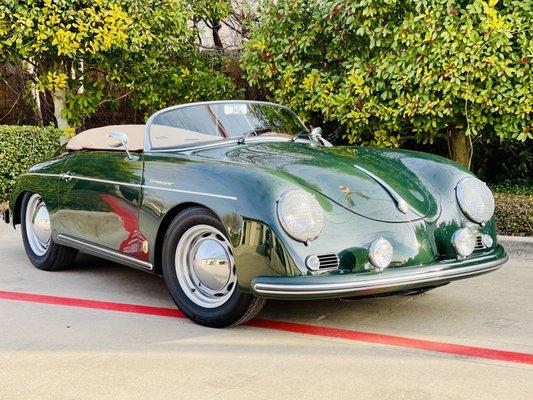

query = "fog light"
[[482, 234, 493, 248], [452, 228, 475, 257], [368, 238, 393, 271], [305, 255, 320, 270]]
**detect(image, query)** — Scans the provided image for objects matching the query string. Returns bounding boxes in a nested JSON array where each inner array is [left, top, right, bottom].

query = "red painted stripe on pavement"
[[0, 290, 184, 318], [246, 319, 533, 365], [1, 290, 532, 365]]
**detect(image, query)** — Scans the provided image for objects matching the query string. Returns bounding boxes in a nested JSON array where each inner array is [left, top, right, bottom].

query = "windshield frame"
[[144, 100, 309, 152]]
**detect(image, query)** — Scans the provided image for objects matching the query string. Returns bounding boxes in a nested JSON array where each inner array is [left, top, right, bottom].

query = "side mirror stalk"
[[107, 131, 133, 160]]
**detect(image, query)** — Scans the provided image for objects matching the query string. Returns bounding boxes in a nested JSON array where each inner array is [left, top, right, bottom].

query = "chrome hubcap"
[[25, 194, 51, 256], [175, 225, 237, 308]]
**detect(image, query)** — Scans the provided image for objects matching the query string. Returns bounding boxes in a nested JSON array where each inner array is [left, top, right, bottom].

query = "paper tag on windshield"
[[224, 104, 248, 115]]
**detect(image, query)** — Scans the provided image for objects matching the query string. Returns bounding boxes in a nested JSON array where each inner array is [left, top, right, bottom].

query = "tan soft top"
[[67, 124, 222, 151], [67, 125, 145, 151]]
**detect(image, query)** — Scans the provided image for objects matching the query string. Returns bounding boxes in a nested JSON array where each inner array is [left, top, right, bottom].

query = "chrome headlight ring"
[[451, 228, 476, 258], [368, 237, 393, 271], [277, 190, 324, 243], [455, 177, 495, 225]]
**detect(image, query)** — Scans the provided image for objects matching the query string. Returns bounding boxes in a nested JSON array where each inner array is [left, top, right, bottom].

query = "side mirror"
[[309, 127, 333, 147], [107, 131, 133, 160], [310, 127, 323, 138]]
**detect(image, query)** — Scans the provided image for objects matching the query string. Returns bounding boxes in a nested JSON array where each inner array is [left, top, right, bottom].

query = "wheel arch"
[[152, 201, 224, 275], [11, 190, 30, 226]]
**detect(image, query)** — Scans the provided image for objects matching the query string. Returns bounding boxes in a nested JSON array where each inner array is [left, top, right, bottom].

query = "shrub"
[[492, 183, 533, 236], [0, 1, 238, 129], [0, 125, 63, 202], [242, 0, 532, 167]]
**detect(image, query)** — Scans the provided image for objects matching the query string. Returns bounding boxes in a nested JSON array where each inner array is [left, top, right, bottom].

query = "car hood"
[[198, 142, 440, 222]]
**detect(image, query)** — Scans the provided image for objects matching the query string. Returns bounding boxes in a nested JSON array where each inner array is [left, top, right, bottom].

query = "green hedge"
[[0, 125, 63, 202]]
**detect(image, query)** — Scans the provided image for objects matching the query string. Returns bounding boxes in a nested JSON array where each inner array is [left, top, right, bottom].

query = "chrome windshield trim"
[[142, 185, 237, 201], [353, 164, 410, 214], [146, 136, 311, 153], [56, 234, 153, 271], [144, 100, 306, 152]]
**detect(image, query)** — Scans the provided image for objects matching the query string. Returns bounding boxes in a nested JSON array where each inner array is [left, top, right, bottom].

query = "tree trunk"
[[53, 88, 69, 130], [449, 128, 472, 169], [71, 60, 84, 94], [211, 19, 224, 54], [22, 60, 43, 127]]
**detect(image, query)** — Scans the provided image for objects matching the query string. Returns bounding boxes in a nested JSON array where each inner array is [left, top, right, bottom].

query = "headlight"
[[456, 177, 495, 224], [277, 190, 324, 242], [368, 238, 393, 271], [452, 228, 476, 257]]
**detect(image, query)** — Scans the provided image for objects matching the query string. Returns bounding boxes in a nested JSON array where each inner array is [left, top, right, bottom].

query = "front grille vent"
[[317, 254, 340, 270], [475, 235, 485, 250]]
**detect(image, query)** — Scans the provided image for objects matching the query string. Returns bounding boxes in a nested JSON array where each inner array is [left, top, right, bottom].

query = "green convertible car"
[[3, 100, 507, 327]]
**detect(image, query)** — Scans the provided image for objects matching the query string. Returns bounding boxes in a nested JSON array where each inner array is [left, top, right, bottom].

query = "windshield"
[[147, 101, 306, 150]]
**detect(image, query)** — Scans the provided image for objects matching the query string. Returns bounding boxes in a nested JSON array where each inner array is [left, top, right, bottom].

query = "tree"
[[192, 1, 258, 53], [0, 0, 236, 129], [192, 1, 232, 53], [241, 0, 532, 167]]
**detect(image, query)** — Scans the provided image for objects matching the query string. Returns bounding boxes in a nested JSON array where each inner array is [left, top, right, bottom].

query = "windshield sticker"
[[224, 104, 248, 115]]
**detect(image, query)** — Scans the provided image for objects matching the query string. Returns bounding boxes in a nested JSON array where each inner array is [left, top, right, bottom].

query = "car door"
[[54, 150, 146, 265]]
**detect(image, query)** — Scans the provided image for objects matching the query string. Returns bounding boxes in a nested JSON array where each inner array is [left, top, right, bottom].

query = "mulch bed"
[[494, 192, 533, 237]]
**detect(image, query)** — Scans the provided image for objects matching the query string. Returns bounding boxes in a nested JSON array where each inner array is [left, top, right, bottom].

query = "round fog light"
[[481, 234, 493, 248], [368, 238, 393, 271], [452, 228, 475, 257], [305, 255, 320, 270]]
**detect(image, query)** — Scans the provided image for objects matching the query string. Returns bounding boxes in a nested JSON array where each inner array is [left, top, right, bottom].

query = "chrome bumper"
[[1, 209, 9, 224], [251, 248, 508, 300]]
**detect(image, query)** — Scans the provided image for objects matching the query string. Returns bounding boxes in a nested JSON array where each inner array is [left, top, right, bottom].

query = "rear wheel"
[[162, 207, 265, 328], [21, 192, 78, 271]]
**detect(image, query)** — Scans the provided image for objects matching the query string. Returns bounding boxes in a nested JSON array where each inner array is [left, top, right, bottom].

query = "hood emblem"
[[353, 165, 409, 214], [339, 185, 355, 208]]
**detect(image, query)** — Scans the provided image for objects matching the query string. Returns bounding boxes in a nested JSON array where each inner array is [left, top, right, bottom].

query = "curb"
[[498, 235, 533, 261]]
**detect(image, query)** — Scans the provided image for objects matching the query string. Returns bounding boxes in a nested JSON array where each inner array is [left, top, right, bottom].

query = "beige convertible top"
[[67, 124, 220, 152], [67, 125, 145, 151]]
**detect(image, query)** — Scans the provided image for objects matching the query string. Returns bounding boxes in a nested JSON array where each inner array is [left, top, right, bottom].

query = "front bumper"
[[251, 245, 508, 300]]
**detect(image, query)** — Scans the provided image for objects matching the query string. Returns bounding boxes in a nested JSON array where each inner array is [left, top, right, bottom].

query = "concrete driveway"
[[0, 222, 531, 399]]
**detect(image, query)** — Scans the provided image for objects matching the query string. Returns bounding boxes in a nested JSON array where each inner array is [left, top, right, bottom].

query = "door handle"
[[60, 172, 75, 182]]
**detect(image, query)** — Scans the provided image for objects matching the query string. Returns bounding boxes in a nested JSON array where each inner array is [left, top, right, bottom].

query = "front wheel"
[[21, 192, 78, 271], [162, 207, 265, 328]]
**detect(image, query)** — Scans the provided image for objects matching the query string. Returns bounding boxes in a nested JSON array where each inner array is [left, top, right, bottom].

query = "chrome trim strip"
[[56, 234, 153, 271], [23, 172, 62, 179], [353, 164, 410, 214], [251, 256, 507, 298], [69, 175, 141, 188], [142, 185, 237, 200], [23, 172, 141, 189], [24, 173, 236, 200], [24, 172, 140, 188]]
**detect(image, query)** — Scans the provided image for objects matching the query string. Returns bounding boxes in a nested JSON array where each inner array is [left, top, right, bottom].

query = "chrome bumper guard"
[[251, 250, 508, 300]]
